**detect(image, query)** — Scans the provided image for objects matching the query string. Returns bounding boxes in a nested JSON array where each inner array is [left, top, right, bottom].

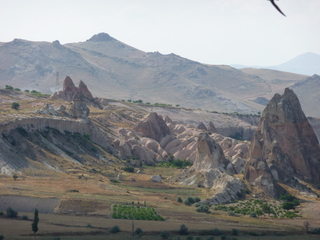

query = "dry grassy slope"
[[1, 33, 306, 115], [240, 68, 307, 99]]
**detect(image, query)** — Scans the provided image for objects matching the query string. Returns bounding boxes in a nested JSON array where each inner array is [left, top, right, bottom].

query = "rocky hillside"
[[1, 32, 312, 115]]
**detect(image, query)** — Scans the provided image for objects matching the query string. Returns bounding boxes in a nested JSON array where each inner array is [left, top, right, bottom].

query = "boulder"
[[150, 175, 162, 183]]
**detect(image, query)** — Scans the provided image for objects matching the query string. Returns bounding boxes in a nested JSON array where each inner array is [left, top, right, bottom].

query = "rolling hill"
[[0, 32, 316, 115]]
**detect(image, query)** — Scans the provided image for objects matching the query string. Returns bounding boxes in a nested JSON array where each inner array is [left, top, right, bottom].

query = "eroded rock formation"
[[245, 88, 320, 197], [51, 76, 94, 102]]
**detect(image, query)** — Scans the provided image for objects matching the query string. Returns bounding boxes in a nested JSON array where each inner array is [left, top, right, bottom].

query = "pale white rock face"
[[173, 124, 186, 134], [131, 145, 155, 165], [232, 157, 246, 174], [173, 141, 197, 162], [193, 133, 227, 172]]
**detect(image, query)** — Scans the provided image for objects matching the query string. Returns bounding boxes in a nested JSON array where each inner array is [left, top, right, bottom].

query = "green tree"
[[179, 224, 189, 235], [135, 228, 143, 237], [6, 207, 18, 218], [110, 225, 120, 233], [177, 196, 183, 203], [160, 230, 170, 239], [5, 85, 13, 90], [11, 102, 20, 110], [31, 209, 39, 237]]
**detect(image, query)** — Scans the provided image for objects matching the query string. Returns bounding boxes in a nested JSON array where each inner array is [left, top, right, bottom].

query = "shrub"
[[179, 224, 189, 235], [177, 196, 183, 203], [211, 228, 223, 236], [0, 235, 4, 240], [310, 228, 320, 234], [184, 199, 191, 206], [249, 212, 257, 218], [21, 215, 28, 220], [0, 211, 3, 216], [86, 224, 93, 228], [11, 102, 20, 110], [160, 230, 170, 239], [187, 197, 196, 204], [281, 202, 295, 210], [194, 197, 201, 202], [196, 205, 210, 213], [6, 207, 18, 218], [231, 228, 239, 236], [187, 236, 194, 240], [5, 85, 13, 90], [220, 236, 227, 240], [123, 166, 134, 173], [206, 237, 214, 240], [248, 231, 259, 236], [109, 225, 120, 233], [135, 227, 143, 237]]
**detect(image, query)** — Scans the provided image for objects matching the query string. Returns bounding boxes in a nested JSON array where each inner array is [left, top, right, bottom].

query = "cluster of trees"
[[112, 204, 164, 221], [157, 156, 193, 169], [214, 196, 301, 218], [0, 207, 39, 238]]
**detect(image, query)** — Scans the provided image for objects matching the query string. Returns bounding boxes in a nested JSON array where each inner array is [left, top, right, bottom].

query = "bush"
[[179, 224, 189, 235], [281, 202, 295, 210], [160, 230, 170, 239], [6, 207, 18, 218], [309, 227, 320, 234], [177, 196, 183, 203], [196, 205, 210, 213], [5, 85, 13, 90], [0, 211, 3, 216], [194, 197, 201, 202], [0, 235, 4, 240], [11, 102, 20, 110], [135, 227, 143, 237], [220, 236, 227, 240], [184, 199, 191, 206], [109, 225, 120, 233], [21, 215, 28, 220], [123, 166, 134, 173], [211, 228, 223, 236], [206, 237, 214, 240], [231, 228, 239, 236], [187, 197, 196, 204], [249, 212, 257, 218], [187, 236, 194, 240]]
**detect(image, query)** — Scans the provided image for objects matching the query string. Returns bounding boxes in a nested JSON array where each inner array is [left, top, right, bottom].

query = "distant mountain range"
[[0, 33, 319, 117], [231, 52, 320, 76]]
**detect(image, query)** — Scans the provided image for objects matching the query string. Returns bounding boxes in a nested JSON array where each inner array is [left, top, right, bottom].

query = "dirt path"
[[0, 195, 59, 213]]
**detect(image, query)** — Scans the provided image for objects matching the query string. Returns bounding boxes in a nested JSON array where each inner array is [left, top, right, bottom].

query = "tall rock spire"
[[245, 88, 320, 197]]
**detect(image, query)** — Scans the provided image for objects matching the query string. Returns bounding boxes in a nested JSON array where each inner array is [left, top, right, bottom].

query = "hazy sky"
[[1, 0, 319, 66]]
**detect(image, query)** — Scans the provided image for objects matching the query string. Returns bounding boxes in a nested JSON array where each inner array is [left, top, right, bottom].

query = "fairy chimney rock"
[[245, 88, 320, 195], [193, 132, 228, 171], [133, 112, 172, 143]]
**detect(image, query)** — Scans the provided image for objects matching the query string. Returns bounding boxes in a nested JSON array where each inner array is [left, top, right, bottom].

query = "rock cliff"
[[245, 88, 320, 197]]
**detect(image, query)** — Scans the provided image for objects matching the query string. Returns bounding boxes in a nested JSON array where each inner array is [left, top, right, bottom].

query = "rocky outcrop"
[[134, 112, 172, 144], [150, 175, 162, 183], [245, 88, 320, 197], [51, 76, 94, 102], [68, 91, 90, 120], [193, 133, 228, 171], [208, 121, 217, 133], [179, 132, 244, 204]]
